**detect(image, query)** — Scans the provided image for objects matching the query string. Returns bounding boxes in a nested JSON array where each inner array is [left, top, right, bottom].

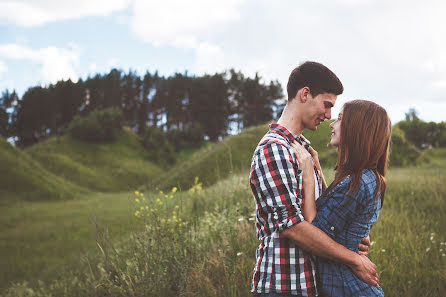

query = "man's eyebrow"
[[324, 101, 334, 108]]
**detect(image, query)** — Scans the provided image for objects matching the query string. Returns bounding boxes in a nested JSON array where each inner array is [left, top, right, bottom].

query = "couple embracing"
[[249, 62, 390, 297]]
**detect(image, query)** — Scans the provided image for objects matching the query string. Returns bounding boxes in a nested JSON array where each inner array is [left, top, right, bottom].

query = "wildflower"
[[135, 198, 140, 203], [430, 236, 434, 241], [160, 190, 164, 194], [140, 206, 145, 211], [440, 249, 443, 252], [381, 249, 386, 253], [145, 206, 149, 210], [175, 205, 180, 209], [238, 218, 244, 222], [170, 195, 173, 198], [237, 252, 243, 256], [178, 223, 182, 227], [426, 248, 431, 252], [442, 254, 445, 257], [172, 187, 178, 193], [135, 191, 139, 195], [370, 241, 376, 246], [248, 218, 254, 221], [134, 210, 140, 217]]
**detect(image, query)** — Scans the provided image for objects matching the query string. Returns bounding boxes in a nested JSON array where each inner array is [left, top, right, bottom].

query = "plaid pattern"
[[250, 124, 321, 296], [312, 169, 385, 297]]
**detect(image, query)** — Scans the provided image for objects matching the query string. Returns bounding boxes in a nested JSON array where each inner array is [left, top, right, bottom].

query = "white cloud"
[[128, 0, 446, 122], [130, 0, 244, 46], [0, 0, 131, 26], [0, 60, 7, 74], [0, 44, 80, 84]]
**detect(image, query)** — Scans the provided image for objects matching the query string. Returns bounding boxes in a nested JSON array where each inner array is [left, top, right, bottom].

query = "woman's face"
[[329, 110, 342, 146]]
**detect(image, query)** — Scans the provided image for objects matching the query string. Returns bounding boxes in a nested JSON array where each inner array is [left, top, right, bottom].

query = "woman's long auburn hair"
[[326, 100, 391, 208]]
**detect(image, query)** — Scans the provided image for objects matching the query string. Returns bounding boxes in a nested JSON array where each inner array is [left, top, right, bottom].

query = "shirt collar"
[[269, 123, 311, 148]]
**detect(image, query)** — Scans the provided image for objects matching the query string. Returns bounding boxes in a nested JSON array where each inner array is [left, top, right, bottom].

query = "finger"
[[358, 251, 368, 256], [362, 236, 371, 246], [358, 243, 369, 252]]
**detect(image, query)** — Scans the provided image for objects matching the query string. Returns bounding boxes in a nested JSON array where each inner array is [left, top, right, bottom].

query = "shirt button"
[[330, 226, 335, 231]]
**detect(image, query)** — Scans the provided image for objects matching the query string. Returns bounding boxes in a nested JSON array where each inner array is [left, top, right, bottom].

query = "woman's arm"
[[291, 141, 316, 222]]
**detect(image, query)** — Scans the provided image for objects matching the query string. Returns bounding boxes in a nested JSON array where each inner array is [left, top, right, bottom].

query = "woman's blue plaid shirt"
[[312, 169, 384, 297]]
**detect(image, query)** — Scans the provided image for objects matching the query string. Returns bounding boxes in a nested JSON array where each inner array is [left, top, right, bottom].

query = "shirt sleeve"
[[312, 172, 380, 240], [312, 176, 360, 237], [250, 141, 304, 232]]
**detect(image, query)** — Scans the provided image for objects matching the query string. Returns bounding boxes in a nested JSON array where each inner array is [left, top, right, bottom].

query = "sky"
[[0, 0, 445, 123]]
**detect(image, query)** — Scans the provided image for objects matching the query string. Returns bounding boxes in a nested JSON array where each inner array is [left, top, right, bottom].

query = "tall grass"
[[2, 165, 445, 297]]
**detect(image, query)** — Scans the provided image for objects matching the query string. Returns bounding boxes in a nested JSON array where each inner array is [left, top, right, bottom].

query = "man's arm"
[[282, 221, 378, 286]]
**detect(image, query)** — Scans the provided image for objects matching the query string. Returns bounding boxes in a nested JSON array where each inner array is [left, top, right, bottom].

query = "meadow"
[[1, 164, 445, 296], [1, 122, 445, 296]]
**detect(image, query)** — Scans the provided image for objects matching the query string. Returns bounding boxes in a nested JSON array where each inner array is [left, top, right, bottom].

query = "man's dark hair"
[[286, 61, 343, 100]]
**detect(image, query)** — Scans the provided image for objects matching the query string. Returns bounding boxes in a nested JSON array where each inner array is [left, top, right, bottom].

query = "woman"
[[291, 99, 390, 297]]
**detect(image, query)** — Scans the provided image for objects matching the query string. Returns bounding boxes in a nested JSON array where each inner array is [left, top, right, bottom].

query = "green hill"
[[152, 120, 428, 191], [151, 121, 336, 191], [26, 127, 164, 192], [0, 138, 86, 201], [151, 124, 269, 191]]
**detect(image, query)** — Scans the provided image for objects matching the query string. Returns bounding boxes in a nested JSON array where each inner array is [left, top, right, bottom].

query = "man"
[[250, 61, 378, 297]]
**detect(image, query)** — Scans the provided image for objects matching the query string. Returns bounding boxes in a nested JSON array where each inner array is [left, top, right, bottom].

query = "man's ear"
[[298, 87, 310, 103]]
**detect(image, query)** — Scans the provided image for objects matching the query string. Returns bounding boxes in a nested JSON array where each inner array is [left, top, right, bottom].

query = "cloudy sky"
[[1, 0, 445, 123]]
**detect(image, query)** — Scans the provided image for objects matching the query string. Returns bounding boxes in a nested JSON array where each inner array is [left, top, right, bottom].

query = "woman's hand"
[[291, 140, 316, 222], [291, 141, 313, 176]]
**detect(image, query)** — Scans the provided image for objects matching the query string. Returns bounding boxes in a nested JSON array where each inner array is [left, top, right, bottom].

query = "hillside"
[[0, 138, 87, 201], [152, 120, 427, 191], [151, 121, 337, 191], [26, 127, 164, 192]]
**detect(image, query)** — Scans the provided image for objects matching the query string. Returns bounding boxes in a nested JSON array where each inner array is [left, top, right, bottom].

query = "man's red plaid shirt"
[[250, 123, 322, 296]]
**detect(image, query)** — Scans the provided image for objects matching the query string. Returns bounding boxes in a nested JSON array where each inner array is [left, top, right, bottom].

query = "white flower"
[[238, 217, 244, 222], [370, 241, 376, 246], [426, 247, 431, 252], [248, 218, 254, 221], [237, 252, 243, 256], [381, 249, 386, 252]]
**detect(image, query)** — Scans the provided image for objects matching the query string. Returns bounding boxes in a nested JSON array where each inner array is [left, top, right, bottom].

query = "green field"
[[1, 125, 445, 296]]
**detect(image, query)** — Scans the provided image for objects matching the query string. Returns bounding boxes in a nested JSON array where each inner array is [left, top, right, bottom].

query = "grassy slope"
[[26, 127, 164, 192], [151, 124, 270, 191], [153, 121, 339, 191], [0, 138, 87, 202]]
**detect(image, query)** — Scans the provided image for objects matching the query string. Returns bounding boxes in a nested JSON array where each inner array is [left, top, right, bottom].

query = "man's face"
[[302, 92, 337, 131]]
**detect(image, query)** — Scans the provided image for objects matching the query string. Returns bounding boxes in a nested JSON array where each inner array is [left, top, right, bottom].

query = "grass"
[[0, 138, 87, 202], [25, 128, 163, 192], [149, 124, 270, 191], [1, 164, 445, 296]]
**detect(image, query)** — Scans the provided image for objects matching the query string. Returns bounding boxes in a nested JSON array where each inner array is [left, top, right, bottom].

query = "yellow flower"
[[135, 191, 139, 195], [135, 198, 140, 203], [134, 210, 140, 217], [175, 205, 180, 209], [140, 206, 145, 211], [171, 187, 178, 193], [159, 190, 164, 194], [145, 206, 149, 210]]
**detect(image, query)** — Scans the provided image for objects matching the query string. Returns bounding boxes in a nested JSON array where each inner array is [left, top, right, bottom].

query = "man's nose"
[[325, 109, 331, 120]]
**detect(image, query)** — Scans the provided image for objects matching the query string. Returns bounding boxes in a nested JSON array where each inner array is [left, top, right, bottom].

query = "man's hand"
[[358, 236, 371, 256], [350, 254, 379, 287]]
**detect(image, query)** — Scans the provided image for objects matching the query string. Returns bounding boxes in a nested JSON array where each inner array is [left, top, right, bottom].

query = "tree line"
[[0, 69, 283, 147]]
